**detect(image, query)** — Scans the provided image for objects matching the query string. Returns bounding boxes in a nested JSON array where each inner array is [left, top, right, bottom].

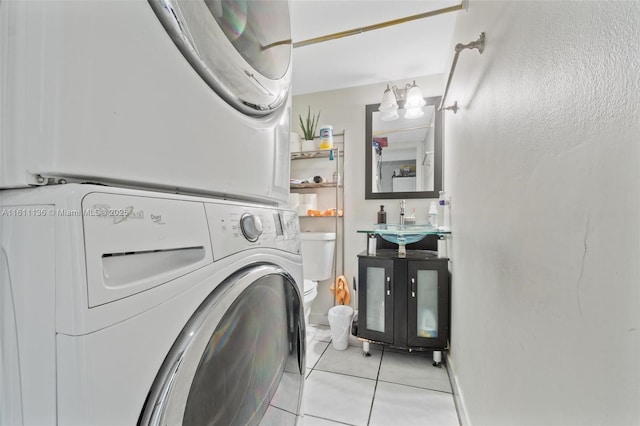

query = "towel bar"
[[439, 33, 485, 113]]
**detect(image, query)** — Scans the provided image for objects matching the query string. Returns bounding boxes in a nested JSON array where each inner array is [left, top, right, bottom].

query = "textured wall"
[[445, 1, 640, 424]]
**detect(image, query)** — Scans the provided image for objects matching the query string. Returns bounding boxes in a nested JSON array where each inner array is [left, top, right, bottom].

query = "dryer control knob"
[[240, 213, 263, 242]]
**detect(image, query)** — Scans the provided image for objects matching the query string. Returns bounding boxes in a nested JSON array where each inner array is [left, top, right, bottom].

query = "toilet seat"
[[302, 279, 318, 325], [303, 279, 317, 296]]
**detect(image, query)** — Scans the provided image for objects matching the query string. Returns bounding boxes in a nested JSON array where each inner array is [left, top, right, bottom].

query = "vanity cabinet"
[[357, 249, 449, 351]]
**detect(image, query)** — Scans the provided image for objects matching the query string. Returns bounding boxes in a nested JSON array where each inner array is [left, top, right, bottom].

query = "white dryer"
[[0, 0, 292, 204], [0, 184, 304, 425]]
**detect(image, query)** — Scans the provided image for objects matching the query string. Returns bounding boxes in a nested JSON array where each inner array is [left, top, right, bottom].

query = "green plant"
[[298, 106, 320, 140]]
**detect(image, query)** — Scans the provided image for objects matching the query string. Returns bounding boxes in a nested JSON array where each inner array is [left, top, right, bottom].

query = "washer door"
[[139, 264, 304, 425], [149, 0, 291, 116]]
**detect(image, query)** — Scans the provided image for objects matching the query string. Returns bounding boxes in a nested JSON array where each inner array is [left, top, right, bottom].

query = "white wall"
[[445, 1, 640, 424], [292, 75, 443, 322]]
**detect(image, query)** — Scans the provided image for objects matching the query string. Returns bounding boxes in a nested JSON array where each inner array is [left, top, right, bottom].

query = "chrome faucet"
[[400, 200, 405, 225]]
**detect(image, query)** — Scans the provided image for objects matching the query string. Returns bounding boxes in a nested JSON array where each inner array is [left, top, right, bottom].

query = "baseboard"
[[309, 313, 328, 326], [446, 352, 470, 426]]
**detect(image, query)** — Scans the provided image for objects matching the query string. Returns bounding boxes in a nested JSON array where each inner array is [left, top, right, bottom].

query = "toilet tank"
[[300, 232, 336, 281]]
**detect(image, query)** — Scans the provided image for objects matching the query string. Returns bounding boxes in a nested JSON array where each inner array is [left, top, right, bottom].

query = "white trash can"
[[328, 305, 354, 350]]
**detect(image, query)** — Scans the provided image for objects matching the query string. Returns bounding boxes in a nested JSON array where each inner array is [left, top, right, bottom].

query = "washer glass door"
[[149, 0, 291, 115], [140, 265, 304, 425]]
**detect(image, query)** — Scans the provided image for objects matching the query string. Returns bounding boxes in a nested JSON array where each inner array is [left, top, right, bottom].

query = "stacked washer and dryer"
[[0, 1, 305, 425]]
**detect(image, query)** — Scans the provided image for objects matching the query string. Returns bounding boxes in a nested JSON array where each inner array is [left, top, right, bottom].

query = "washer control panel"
[[205, 202, 300, 260]]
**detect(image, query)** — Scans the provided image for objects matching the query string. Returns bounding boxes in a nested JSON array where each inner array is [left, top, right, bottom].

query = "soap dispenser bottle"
[[377, 205, 387, 224]]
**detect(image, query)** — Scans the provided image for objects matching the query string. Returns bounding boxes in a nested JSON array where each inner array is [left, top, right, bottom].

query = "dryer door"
[[139, 264, 304, 425], [149, 0, 291, 116]]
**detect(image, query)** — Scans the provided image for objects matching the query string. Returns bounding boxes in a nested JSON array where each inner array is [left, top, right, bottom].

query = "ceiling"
[[289, 0, 462, 95]]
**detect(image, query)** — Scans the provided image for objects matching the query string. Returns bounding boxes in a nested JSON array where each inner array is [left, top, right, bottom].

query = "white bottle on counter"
[[428, 201, 438, 227], [438, 191, 450, 231]]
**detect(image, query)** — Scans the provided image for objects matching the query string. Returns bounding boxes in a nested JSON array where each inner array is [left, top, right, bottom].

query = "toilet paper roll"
[[368, 236, 377, 255], [298, 204, 312, 216], [303, 193, 318, 210], [288, 193, 300, 209]]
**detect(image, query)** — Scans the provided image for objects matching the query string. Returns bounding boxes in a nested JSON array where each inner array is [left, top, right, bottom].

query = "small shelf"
[[290, 182, 342, 189], [290, 148, 344, 161], [290, 130, 345, 308]]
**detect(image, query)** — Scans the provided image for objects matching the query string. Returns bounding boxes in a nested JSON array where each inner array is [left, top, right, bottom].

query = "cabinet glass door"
[[407, 261, 448, 348], [358, 258, 393, 344]]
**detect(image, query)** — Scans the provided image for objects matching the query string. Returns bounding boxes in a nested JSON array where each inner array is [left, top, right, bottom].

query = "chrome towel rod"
[[292, 3, 464, 49], [439, 33, 485, 113]]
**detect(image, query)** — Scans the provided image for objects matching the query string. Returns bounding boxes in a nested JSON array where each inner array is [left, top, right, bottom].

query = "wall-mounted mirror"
[[365, 96, 442, 199]]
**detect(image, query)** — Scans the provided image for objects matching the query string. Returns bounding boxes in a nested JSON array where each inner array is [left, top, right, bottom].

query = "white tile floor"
[[303, 325, 459, 426]]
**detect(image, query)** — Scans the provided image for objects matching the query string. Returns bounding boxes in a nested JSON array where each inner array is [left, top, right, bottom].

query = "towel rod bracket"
[[441, 101, 460, 114], [455, 32, 485, 54]]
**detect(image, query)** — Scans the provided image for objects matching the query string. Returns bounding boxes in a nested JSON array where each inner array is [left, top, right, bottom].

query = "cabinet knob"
[[386, 276, 390, 296], [411, 277, 416, 298]]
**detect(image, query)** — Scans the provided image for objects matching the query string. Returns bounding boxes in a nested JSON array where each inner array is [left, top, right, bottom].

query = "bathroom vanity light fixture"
[[378, 81, 426, 121]]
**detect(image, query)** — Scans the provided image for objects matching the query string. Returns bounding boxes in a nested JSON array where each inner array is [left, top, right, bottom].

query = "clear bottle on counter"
[[428, 201, 438, 227]]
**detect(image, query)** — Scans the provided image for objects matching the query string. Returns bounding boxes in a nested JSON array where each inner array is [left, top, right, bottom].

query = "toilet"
[[300, 232, 336, 325]]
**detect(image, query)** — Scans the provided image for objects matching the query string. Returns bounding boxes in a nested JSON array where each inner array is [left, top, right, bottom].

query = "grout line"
[[312, 368, 378, 382], [307, 340, 331, 371], [310, 367, 377, 383], [303, 413, 355, 426], [376, 378, 454, 395], [365, 345, 385, 425], [445, 353, 466, 426]]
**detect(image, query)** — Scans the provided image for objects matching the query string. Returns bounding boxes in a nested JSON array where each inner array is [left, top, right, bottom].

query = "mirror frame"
[[365, 96, 443, 199]]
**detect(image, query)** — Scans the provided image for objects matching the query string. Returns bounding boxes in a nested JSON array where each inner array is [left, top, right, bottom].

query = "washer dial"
[[240, 213, 263, 242]]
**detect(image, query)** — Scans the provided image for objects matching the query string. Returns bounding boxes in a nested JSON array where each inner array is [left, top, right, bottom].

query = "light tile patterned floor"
[[303, 325, 459, 426]]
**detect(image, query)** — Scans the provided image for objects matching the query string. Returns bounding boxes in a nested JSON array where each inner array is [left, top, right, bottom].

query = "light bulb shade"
[[380, 110, 399, 121], [404, 84, 426, 109], [404, 107, 424, 119], [378, 86, 398, 112]]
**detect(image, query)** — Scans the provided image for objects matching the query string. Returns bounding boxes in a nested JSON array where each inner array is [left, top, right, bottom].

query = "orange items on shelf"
[[306, 208, 344, 217]]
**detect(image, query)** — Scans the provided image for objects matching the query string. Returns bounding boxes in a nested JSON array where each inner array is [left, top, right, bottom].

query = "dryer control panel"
[[82, 192, 215, 307], [205, 202, 300, 260]]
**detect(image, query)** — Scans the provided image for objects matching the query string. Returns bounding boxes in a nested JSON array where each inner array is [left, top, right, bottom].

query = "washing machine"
[[0, 0, 292, 204], [0, 184, 305, 425]]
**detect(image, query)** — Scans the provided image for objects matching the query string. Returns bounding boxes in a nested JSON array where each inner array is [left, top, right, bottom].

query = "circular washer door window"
[[149, 0, 292, 116], [139, 265, 305, 425]]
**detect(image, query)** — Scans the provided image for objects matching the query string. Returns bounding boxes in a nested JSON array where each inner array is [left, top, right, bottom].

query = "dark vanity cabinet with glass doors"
[[357, 249, 449, 352]]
